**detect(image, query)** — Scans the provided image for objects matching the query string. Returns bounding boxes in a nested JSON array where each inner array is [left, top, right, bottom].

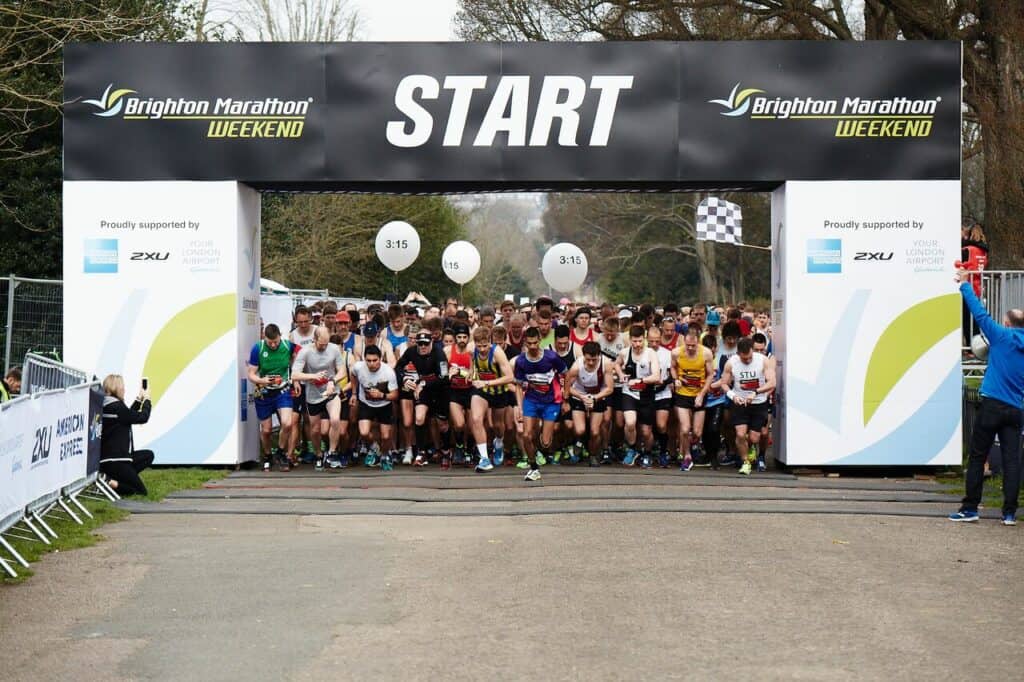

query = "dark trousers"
[[702, 405, 724, 461], [100, 450, 155, 496], [962, 399, 1022, 516]]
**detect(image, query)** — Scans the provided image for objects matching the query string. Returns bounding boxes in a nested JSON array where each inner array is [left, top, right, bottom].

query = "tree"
[[261, 193, 468, 304], [235, 0, 360, 41], [0, 1, 190, 277], [457, 0, 1024, 266]]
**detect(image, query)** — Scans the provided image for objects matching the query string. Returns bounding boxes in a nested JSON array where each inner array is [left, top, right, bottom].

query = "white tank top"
[[598, 334, 626, 386], [727, 353, 768, 405], [290, 328, 316, 349], [654, 347, 672, 401], [572, 358, 605, 395]]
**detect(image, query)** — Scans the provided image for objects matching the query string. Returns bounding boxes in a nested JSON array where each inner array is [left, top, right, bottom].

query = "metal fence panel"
[[2, 275, 63, 374]]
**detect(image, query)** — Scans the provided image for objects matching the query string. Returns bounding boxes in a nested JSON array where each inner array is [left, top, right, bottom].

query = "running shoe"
[[738, 460, 752, 476], [553, 449, 564, 464], [454, 444, 466, 465], [623, 448, 637, 466], [537, 452, 547, 466], [1002, 514, 1017, 526], [338, 452, 351, 468], [441, 452, 451, 470], [757, 457, 767, 473], [476, 457, 494, 473], [365, 450, 379, 467], [516, 457, 530, 470], [657, 451, 669, 468], [315, 456, 324, 471], [948, 510, 979, 522], [568, 447, 580, 465], [325, 453, 343, 469], [589, 454, 601, 467], [680, 455, 694, 472], [524, 468, 542, 482], [601, 449, 613, 465], [381, 453, 394, 471], [262, 460, 271, 473], [719, 453, 740, 468], [413, 454, 427, 467], [403, 450, 414, 466], [299, 450, 317, 466], [493, 440, 505, 466], [640, 453, 651, 469]]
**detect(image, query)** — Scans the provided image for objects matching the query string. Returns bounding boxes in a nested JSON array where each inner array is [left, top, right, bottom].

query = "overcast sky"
[[352, 0, 460, 41]]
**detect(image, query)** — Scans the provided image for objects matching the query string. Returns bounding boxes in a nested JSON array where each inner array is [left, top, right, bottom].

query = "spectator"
[[960, 218, 990, 348], [100, 374, 155, 496], [1, 366, 21, 402]]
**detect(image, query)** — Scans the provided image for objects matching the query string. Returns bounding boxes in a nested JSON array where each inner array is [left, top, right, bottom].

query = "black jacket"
[[101, 396, 151, 462]]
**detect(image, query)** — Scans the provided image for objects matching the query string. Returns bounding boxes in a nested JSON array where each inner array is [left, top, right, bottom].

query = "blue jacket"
[[962, 282, 1024, 408]]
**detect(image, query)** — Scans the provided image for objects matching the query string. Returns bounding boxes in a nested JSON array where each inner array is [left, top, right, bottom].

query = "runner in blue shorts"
[[513, 327, 568, 482], [247, 324, 294, 471]]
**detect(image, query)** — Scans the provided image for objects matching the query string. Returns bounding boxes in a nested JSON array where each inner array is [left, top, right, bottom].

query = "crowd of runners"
[[247, 296, 776, 482]]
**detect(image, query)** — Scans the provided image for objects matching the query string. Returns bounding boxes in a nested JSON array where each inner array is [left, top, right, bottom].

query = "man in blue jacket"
[[950, 267, 1024, 525]]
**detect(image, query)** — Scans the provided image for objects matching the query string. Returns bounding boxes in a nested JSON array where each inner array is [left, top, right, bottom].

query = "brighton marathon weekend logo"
[[83, 83, 312, 139], [709, 82, 941, 138]]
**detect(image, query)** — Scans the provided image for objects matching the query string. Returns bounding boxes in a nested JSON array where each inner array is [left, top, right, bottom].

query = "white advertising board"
[[63, 181, 255, 464], [773, 181, 961, 466]]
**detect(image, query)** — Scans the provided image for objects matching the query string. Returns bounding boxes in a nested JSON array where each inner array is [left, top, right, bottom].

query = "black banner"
[[64, 41, 961, 188], [87, 386, 104, 476]]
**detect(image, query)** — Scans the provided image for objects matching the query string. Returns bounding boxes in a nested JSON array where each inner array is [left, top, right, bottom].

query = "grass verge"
[[938, 472, 1020, 510], [1, 467, 230, 584]]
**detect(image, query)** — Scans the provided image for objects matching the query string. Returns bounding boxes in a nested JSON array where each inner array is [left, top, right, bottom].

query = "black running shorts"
[[731, 402, 769, 430]]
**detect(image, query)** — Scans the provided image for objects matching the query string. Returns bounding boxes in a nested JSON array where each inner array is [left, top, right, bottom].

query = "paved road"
[[2, 470, 1022, 681]]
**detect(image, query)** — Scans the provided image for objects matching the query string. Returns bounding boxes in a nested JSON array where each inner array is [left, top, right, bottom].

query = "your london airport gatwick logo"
[[82, 83, 312, 139], [709, 82, 941, 138]]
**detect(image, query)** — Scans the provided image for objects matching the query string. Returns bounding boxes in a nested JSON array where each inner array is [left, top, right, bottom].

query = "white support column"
[[772, 181, 961, 466], [63, 182, 261, 465]]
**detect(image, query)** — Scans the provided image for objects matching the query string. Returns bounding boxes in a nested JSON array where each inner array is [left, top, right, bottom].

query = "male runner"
[[513, 327, 569, 482], [598, 316, 627, 463], [565, 341, 615, 467], [247, 324, 294, 471], [751, 332, 775, 472], [385, 303, 409, 350], [615, 324, 660, 467], [288, 305, 317, 464], [445, 322, 475, 466], [351, 345, 399, 468], [535, 309, 556, 349], [671, 326, 715, 471], [570, 307, 596, 346], [660, 315, 681, 351], [291, 327, 347, 470], [469, 325, 515, 472], [396, 330, 449, 466], [718, 337, 776, 475], [505, 313, 526, 358], [552, 325, 581, 462], [646, 326, 675, 468]]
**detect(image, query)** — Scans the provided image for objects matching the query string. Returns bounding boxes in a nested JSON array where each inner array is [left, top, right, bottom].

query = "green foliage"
[[261, 194, 471, 304]]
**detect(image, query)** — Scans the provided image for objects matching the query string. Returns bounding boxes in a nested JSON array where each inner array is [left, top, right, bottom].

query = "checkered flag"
[[696, 197, 743, 245]]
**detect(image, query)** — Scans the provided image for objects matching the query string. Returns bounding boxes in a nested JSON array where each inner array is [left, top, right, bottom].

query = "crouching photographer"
[[100, 374, 154, 496]]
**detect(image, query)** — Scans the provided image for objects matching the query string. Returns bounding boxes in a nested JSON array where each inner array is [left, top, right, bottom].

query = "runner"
[[646, 326, 674, 468], [660, 314, 681, 350], [751, 332, 774, 472], [505, 313, 526, 358], [385, 303, 408, 350], [246, 324, 294, 472], [570, 306, 596, 346], [534, 308, 556, 349], [396, 330, 449, 467], [288, 305, 317, 464], [552, 325, 580, 462], [615, 324, 660, 467], [334, 310, 358, 353], [291, 327, 347, 470], [469, 325, 515, 472], [513, 327, 569, 482], [490, 325, 522, 465], [598, 316, 627, 463], [445, 322, 475, 466], [564, 341, 615, 467], [351, 345, 400, 468], [356, 318, 397, 366], [671, 326, 715, 471], [717, 336, 776, 475]]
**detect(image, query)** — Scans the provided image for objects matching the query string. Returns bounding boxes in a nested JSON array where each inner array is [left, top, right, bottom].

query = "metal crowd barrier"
[[22, 352, 89, 395]]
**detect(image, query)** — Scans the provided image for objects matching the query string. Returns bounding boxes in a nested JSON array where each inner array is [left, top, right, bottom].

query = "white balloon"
[[542, 243, 588, 292], [375, 221, 421, 272], [970, 334, 989, 362], [441, 241, 481, 285]]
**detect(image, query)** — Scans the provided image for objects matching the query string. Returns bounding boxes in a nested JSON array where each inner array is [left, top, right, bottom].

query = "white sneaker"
[[475, 457, 494, 472], [524, 468, 541, 482], [402, 451, 414, 466]]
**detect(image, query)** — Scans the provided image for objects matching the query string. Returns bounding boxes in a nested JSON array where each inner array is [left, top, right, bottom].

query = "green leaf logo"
[[142, 293, 236, 406], [863, 293, 959, 425]]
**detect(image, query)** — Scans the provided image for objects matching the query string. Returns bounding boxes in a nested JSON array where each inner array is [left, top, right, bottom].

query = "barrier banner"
[[87, 385, 105, 476], [0, 389, 90, 519]]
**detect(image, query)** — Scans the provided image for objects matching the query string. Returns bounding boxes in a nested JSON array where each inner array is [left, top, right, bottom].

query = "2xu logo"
[[854, 252, 894, 261], [32, 426, 52, 464], [130, 252, 170, 261]]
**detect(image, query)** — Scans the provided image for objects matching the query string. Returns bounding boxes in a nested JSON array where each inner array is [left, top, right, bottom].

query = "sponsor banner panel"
[[63, 181, 246, 464], [777, 180, 961, 466], [0, 389, 91, 520], [64, 41, 960, 184]]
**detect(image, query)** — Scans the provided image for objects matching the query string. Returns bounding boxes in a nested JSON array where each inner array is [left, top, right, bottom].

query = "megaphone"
[[970, 333, 989, 362]]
